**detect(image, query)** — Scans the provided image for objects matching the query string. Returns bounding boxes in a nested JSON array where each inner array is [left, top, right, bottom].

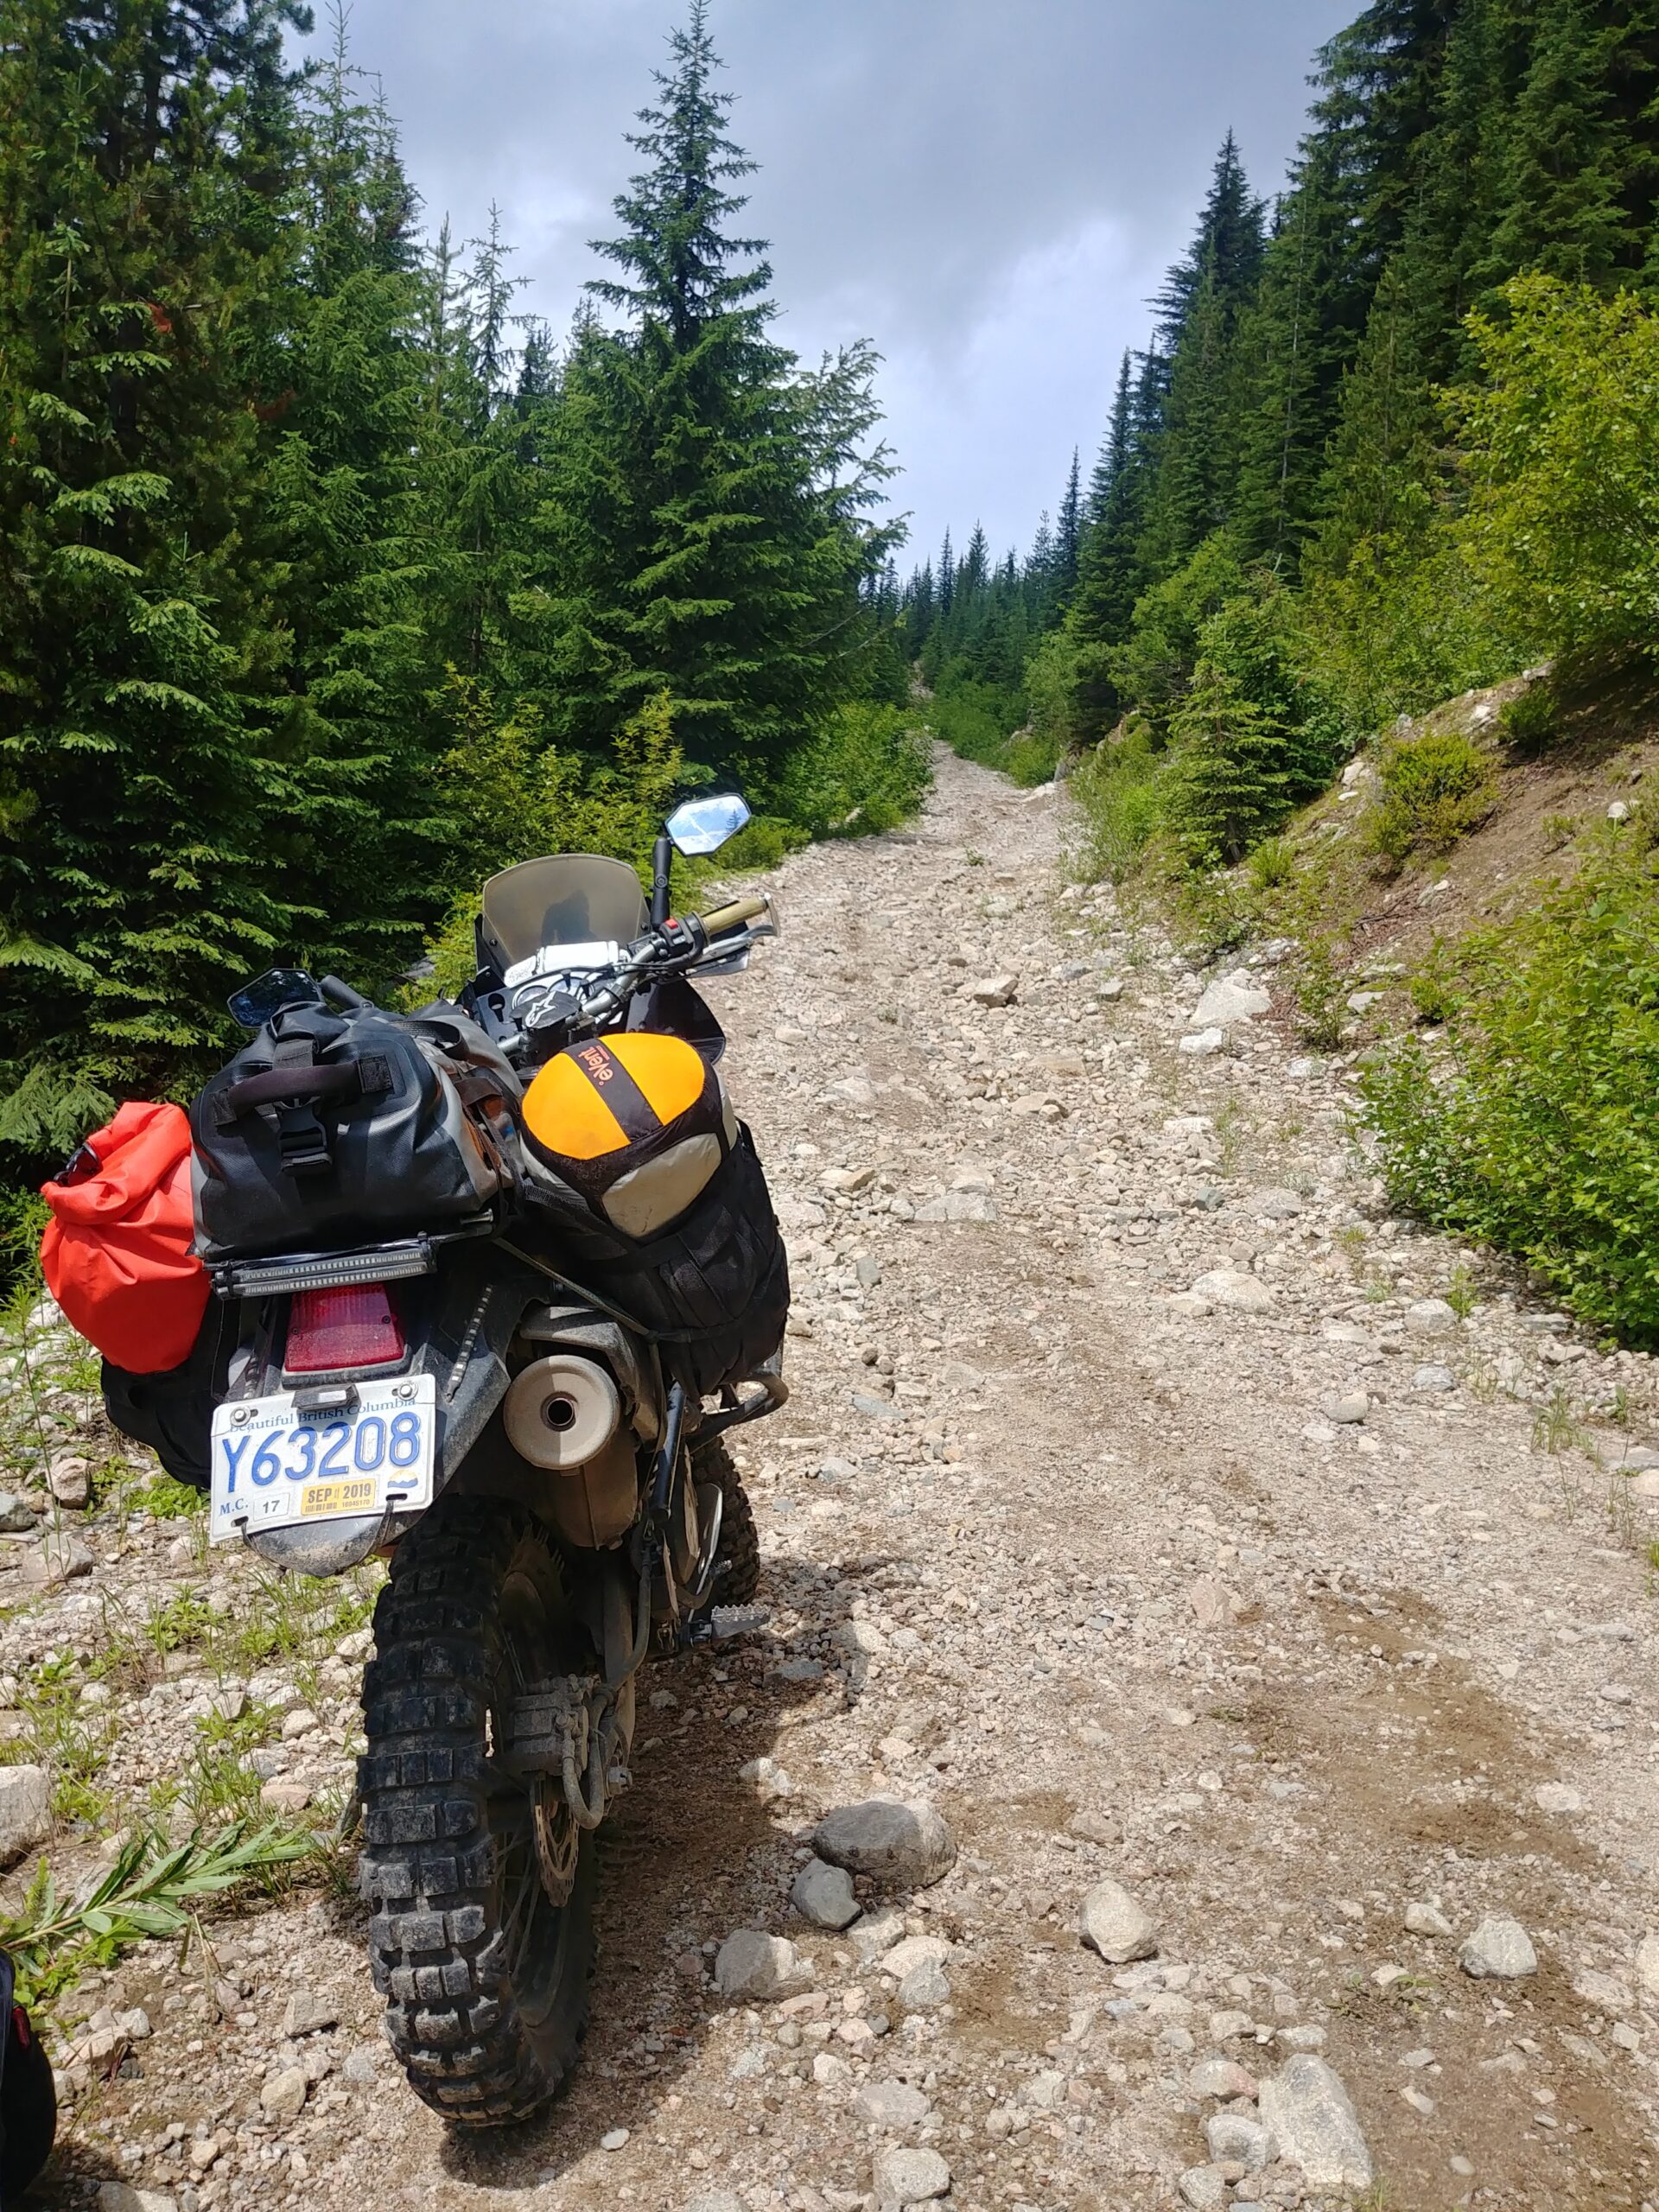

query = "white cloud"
[[302, 0, 1356, 553]]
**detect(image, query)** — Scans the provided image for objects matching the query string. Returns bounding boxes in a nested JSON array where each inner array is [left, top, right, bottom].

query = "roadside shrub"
[[1071, 723, 1163, 881], [1109, 531, 1248, 736], [1455, 275, 1659, 668], [1499, 681, 1559, 758], [1367, 726, 1497, 868], [1358, 825, 1659, 1344], [772, 700, 931, 837], [1304, 528, 1511, 733]]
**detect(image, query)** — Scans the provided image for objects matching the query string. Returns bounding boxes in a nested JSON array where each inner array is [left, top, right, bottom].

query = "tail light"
[[285, 1283, 404, 1374]]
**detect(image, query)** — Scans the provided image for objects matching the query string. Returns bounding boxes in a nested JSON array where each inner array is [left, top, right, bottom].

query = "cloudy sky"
[[302, 0, 1355, 566]]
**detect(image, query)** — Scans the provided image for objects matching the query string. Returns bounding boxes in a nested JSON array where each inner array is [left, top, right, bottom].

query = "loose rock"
[[1177, 2167, 1231, 2212], [1079, 1878, 1159, 1964], [813, 1797, 957, 1888], [873, 2145, 950, 2207], [281, 1990, 338, 2038], [259, 2065, 308, 2122], [20, 1532, 93, 1586], [0, 1766, 52, 1865], [1257, 2055, 1374, 2191], [714, 1930, 810, 2002], [48, 1452, 92, 1508], [791, 1857, 859, 1930], [855, 2080, 931, 2128], [1459, 1916, 1538, 1980], [1192, 976, 1271, 1027]]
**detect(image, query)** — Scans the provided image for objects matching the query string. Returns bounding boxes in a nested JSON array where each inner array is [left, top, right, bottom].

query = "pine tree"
[[1483, 0, 1645, 292], [516, 1, 891, 791], [0, 0, 315, 1152], [1071, 353, 1143, 650], [1139, 135, 1267, 575], [261, 16, 452, 967], [1165, 658, 1293, 864], [1055, 449, 1082, 596]]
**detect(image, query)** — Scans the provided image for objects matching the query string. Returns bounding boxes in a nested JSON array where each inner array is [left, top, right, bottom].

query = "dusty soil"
[[10, 746, 1659, 2212]]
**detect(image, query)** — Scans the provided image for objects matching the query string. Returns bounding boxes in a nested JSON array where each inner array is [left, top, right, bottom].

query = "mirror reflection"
[[665, 791, 751, 857]]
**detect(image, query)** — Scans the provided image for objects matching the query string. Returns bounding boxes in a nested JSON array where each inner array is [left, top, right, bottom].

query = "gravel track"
[[21, 747, 1659, 2212]]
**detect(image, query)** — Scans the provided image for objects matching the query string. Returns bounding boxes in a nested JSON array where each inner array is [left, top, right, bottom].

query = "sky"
[[301, 0, 1357, 568]]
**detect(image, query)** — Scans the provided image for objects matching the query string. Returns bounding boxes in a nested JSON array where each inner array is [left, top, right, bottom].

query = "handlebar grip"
[[701, 894, 769, 936]]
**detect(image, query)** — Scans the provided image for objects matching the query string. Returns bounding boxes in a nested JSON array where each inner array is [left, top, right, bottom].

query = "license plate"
[[208, 1376, 437, 1545]]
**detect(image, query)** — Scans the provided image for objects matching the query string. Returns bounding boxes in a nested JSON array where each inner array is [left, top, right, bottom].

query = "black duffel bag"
[[192, 1001, 518, 1262]]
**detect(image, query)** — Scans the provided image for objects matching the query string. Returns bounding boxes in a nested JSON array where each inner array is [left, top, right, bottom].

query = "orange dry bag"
[[40, 1103, 209, 1373]]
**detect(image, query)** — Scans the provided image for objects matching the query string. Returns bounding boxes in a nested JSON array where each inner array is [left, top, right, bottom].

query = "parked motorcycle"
[[191, 795, 789, 2124]]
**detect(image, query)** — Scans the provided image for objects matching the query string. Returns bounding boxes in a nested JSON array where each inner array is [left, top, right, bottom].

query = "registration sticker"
[[208, 1375, 436, 1544]]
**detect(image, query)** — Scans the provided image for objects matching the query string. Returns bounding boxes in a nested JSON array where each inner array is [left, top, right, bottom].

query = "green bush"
[[1455, 276, 1659, 668], [1071, 723, 1164, 881], [771, 700, 931, 836], [1367, 726, 1497, 868], [924, 681, 1022, 768], [1359, 824, 1659, 1344], [1303, 528, 1511, 733], [1499, 681, 1559, 758], [1110, 532, 1249, 736]]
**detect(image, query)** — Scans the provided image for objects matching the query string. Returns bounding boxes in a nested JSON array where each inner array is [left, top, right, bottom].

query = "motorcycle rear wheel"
[[691, 1434, 759, 1606], [359, 1495, 596, 2126]]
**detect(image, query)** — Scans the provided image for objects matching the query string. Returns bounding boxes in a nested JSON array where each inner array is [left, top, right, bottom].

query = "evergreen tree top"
[[587, 0, 772, 344], [1153, 130, 1267, 349]]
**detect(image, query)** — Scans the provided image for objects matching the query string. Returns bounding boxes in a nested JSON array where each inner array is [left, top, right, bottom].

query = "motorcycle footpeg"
[[689, 1602, 770, 1646]]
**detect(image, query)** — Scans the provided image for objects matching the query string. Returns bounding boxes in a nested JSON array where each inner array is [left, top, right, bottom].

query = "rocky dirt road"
[[10, 747, 1659, 2212]]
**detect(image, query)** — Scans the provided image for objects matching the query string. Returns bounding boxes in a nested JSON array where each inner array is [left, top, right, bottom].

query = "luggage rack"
[[210, 1217, 495, 1299]]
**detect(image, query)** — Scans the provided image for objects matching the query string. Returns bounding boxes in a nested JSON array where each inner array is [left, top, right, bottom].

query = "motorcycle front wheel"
[[359, 1495, 595, 2126]]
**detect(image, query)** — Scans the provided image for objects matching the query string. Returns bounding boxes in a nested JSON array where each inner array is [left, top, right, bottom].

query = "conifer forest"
[[10, 10, 1659, 2207], [7, 0, 1659, 1329]]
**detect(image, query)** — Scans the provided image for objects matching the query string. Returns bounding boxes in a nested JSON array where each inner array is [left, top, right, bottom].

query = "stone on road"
[[813, 1798, 957, 1888], [1257, 2056, 1374, 2190]]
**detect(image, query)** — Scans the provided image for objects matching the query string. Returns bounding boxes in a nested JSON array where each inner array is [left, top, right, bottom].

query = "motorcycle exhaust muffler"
[[505, 1353, 621, 1468], [505, 1354, 636, 1549]]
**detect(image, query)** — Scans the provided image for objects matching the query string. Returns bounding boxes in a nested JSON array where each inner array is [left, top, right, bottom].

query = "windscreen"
[[480, 855, 649, 967]]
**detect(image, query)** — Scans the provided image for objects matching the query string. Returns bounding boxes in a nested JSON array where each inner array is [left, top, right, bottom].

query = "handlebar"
[[509, 893, 772, 1053], [699, 894, 770, 937]]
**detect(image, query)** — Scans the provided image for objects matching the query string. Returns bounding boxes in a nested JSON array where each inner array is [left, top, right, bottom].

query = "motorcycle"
[[197, 794, 788, 2125]]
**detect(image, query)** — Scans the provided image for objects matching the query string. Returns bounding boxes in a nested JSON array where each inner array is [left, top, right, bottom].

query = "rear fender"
[[244, 1249, 550, 1575]]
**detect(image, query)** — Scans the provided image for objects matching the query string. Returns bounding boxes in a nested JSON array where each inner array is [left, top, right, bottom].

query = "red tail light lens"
[[285, 1284, 404, 1374]]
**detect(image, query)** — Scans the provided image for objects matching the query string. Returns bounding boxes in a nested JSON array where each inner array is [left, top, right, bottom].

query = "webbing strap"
[[568, 1040, 661, 1145]]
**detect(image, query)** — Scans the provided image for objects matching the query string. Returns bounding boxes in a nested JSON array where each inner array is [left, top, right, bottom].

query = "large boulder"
[[813, 1798, 957, 1890]]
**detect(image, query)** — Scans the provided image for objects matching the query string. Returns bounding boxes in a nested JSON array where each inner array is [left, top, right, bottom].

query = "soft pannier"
[[40, 1103, 209, 1372], [192, 1000, 519, 1262], [101, 1300, 235, 1489], [519, 1122, 789, 1401]]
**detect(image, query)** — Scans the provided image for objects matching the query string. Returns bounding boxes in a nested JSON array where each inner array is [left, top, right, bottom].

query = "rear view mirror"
[[665, 791, 751, 857], [227, 967, 320, 1029]]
